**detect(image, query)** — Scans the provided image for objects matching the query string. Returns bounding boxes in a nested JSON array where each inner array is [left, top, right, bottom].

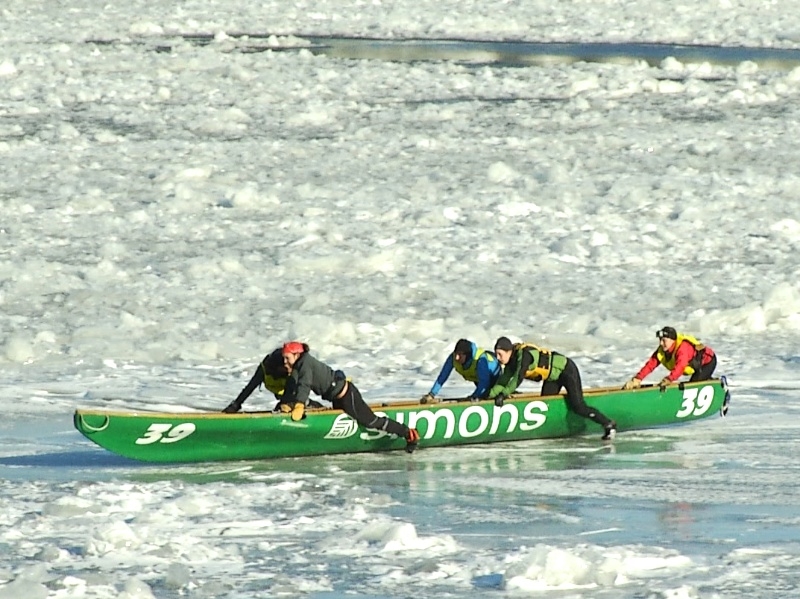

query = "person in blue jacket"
[[421, 338, 501, 403]]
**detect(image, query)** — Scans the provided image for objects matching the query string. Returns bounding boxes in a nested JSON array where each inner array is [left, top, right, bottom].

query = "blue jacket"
[[429, 341, 501, 399]]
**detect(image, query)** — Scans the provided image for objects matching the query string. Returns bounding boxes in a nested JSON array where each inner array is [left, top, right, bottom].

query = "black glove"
[[222, 401, 241, 414], [494, 394, 506, 407]]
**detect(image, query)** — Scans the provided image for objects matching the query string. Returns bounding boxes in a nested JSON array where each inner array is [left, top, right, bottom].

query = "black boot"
[[222, 401, 242, 413], [405, 428, 420, 453], [602, 421, 617, 441]]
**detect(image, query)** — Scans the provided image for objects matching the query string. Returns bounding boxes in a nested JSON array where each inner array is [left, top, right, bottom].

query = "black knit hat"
[[656, 326, 677, 340], [494, 336, 514, 352], [454, 339, 472, 356]]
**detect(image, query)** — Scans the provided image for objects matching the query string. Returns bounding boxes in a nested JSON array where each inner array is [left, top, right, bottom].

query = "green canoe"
[[73, 378, 730, 463]]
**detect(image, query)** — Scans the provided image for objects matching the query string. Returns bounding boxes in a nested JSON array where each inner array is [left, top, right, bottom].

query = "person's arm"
[[635, 352, 660, 381], [470, 356, 495, 399], [292, 359, 314, 405], [489, 352, 528, 398], [223, 363, 264, 412], [429, 356, 455, 396], [235, 368, 263, 404], [488, 367, 515, 398], [665, 341, 695, 382]]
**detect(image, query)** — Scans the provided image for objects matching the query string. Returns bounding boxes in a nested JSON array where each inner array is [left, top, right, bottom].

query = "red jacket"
[[636, 340, 715, 382]]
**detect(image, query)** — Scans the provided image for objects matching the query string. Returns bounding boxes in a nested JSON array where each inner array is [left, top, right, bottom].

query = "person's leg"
[[336, 384, 412, 438], [689, 354, 717, 382], [540, 379, 560, 396], [560, 359, 613, 427], [336, 384, 420, 452]]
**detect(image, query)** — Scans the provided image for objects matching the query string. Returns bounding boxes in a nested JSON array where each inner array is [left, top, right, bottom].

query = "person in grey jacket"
[[281, 341, 420, 452]]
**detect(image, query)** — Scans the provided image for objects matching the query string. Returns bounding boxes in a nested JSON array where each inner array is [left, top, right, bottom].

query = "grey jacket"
[[283, 353, 346, 405]]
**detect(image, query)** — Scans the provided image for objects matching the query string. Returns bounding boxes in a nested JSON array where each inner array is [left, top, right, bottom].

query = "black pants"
[[333, 383, 409, 437], [689, 354, 717, 382], [541, 358, 613, 427]]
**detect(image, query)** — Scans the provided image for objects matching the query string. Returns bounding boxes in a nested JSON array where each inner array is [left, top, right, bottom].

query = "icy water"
[[176, 34, 800, 70], [3, 378, 800, 598]]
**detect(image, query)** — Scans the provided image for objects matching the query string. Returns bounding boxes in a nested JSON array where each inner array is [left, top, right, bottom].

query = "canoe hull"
[[74, 378, 730, 463]]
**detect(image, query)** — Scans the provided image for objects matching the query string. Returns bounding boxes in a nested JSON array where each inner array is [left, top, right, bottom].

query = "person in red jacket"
[[623, 326, 717, 390]]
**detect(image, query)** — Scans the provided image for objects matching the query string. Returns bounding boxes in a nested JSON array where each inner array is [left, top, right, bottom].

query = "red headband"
[[282, 341, 305, 355]]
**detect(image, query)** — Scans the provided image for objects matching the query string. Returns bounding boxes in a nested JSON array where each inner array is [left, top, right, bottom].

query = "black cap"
[[494, 336, 514, 352], [454, 339, 472, 356], [656, 326, 677, 340]]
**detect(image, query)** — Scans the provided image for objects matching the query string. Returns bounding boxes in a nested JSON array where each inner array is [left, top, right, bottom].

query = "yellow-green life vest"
[[453, 348, 495, 382], [656, 333, 704, 375], [515, 342, 553, 381], [262, 362, 288, 398]]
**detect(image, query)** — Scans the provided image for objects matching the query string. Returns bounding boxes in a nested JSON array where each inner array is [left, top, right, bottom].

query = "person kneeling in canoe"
[[281, 341, 421, 453], [420, 338, 501, 404], [489, 337, 617, 441], [623, 326, 717, 390]]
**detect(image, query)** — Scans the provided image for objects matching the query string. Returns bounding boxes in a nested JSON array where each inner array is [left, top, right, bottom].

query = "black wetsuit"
[[689, 353, 717, 382], [492, 347, 613, 428], [541, 357, 613, 428]]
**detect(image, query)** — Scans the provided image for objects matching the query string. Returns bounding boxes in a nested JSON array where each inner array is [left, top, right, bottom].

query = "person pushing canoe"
[[280, 341, 420, 452], [623, 326, 717, 390], [421, 338, 501, 403], [489, 336, 617, 441]]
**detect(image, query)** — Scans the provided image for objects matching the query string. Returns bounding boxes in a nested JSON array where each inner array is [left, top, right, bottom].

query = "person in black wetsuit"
[[281, 341, 420, 452], [490, 336, 617, 441], [222, 346, 315, 414]]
